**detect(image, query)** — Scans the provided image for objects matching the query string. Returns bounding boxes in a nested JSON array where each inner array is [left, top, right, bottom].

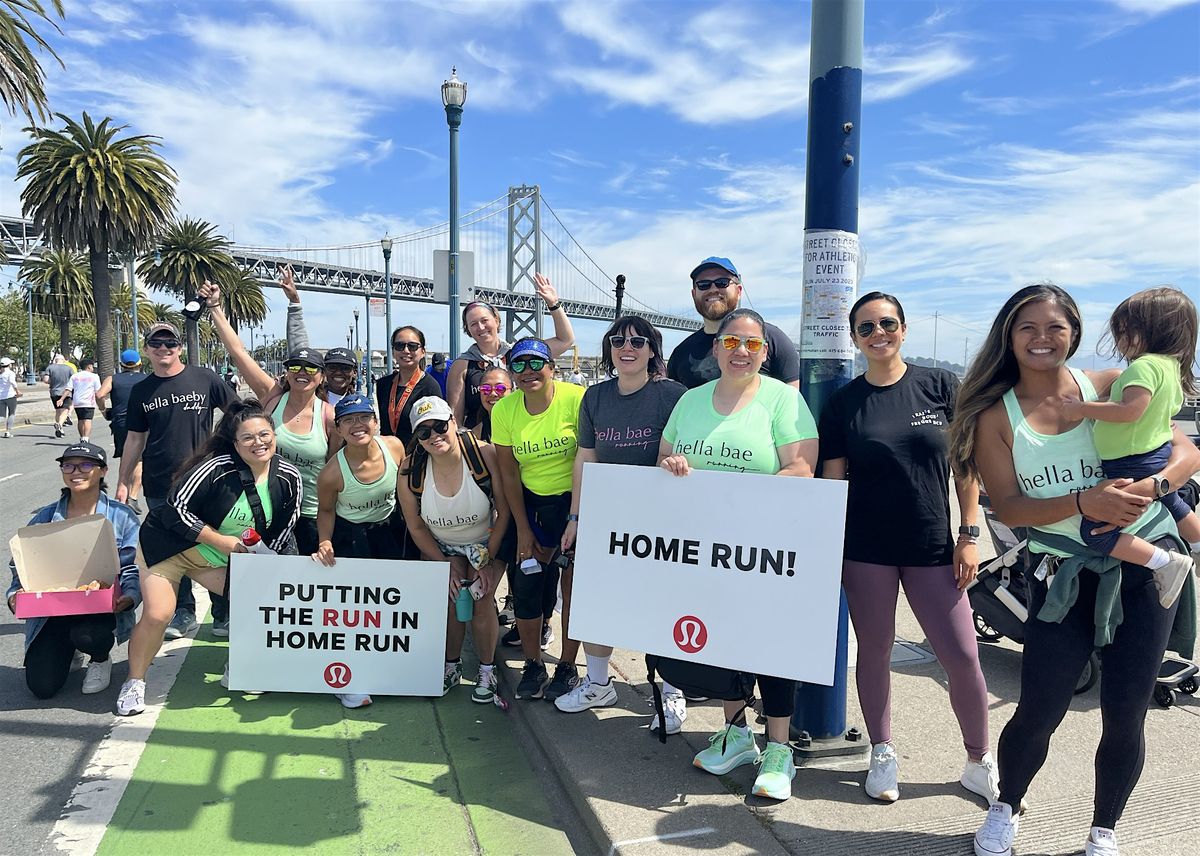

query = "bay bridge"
[[1, 185, 697, 342]]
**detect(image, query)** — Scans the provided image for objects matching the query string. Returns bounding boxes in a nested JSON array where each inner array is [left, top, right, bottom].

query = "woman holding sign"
[[118, 400, 302, 716], [819, 291, 996, 806], [659, 308, 819, 803]]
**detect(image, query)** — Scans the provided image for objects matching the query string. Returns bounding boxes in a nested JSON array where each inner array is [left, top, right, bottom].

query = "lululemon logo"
[[673, 615, 707, 654], [324, 662, 352, 688]]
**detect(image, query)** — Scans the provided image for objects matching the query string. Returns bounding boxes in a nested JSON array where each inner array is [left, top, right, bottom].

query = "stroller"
[[968, 482, 1200, 704]]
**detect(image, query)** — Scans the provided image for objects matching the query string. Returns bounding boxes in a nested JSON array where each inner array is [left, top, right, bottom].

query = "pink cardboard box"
[[10, 514, 121, 620]]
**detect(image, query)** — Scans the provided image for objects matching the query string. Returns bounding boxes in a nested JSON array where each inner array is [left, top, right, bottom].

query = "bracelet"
[[545, 301, 562, 312], [957, 535, 977, 545], [1075, 491, 1084, 514]]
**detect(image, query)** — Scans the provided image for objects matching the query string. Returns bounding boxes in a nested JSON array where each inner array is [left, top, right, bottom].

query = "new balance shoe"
[[515, 659, 549, 700], [472, 667, 498, 704], [336, 693, 372, 708], [115, 678, 145, 716], [752, 741, 796, 801], [555, 676, 618, 713], [1152, 552, 1195, 609], [974, 802, 1019, 856], [211, 618, 230, 638], [865, 742, 899, 802], [693, 723, 760, 775], [543, 662, 579, 702], [1085, 827, 1119, 856], [650, 691, 688, 735], [962, 752, 1001, 804], [164, 609, 198, 640], [443, 659, 462, 695], [81, 658, 112, 694]]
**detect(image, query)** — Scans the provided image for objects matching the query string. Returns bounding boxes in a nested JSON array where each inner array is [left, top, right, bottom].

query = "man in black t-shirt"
[[119, 322, 238, 638], [666, 256, 801, 390], [96, 349, 148, 512]]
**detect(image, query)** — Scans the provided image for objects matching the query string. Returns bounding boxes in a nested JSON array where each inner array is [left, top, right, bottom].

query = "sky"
[[1, 0, 1198, 368]]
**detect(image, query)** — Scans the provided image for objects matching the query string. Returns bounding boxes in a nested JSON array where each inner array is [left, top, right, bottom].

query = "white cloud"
[[1105, 0, 1199, 14]]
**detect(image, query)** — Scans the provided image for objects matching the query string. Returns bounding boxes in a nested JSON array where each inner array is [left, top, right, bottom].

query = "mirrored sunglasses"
[[510, 357, 547, 373], [479, 384, 509, 395], [718, 335, 766, 353], [285, 364, 321, 375]]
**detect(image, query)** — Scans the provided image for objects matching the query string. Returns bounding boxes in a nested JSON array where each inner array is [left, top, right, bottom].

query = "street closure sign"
[[227, 555, 448, 696], [569, 463, 847, 684]]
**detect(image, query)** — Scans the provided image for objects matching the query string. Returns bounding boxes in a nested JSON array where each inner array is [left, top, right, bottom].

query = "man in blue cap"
[[667, 257, 800, 390], [97, 349, 148, 514]]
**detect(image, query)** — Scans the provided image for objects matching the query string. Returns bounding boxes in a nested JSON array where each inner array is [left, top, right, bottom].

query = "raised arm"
[[533, 273, 576, 358], [199, 281, 279, 401], [278, 265, 310, 351]]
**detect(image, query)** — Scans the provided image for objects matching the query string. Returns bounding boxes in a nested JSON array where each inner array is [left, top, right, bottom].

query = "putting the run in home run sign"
[[569, 463, 848, 684], [227, 555, 448, 696]]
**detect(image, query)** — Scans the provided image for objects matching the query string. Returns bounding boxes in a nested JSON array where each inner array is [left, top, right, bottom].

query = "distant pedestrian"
[[96, 350, 148, 513], [0, 356, 20, 438], [426, 352, 450, 396], [44, 355, 73, 437], [568, 369, 584, 386], [224, 367, 239, 392], [60, 357, 101, 443]]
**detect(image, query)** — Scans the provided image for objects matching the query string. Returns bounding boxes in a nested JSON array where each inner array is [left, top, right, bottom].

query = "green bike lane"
[[94, 628, 572, 855]]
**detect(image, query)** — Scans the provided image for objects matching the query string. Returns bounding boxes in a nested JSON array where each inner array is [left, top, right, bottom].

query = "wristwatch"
[[1151, 474, 1170, 498], [958, 525, 980, 538], [567, 513, 580, 522]]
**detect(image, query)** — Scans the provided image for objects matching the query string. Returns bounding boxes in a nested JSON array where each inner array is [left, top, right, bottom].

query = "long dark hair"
[[849, 291, 906, 327], [599, 316, 666, 377], [175, 399, 275, 482]]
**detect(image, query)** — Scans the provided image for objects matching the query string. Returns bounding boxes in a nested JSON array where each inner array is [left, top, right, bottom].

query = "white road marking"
[[0, 473, 23, 483], [608, 827, 716, 854]]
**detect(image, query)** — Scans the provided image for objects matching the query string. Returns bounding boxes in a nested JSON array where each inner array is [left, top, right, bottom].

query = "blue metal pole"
[[446, 103, 463, 361], [26, 284, 37, 385], [127, 256, 141, 351], [364, 287, 372, 401], [792, 0, 865, 751], [383, 243, 393, 375]]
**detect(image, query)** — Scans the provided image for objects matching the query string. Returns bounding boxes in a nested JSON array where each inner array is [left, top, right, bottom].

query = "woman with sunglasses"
[[472, 366, 512, 443], [818, 291, 997, 807], [555, 317, 685, 716], [447, 274, 576, 433], [492, 338, 585, 701], [200, 281, 338, 556], [397, 397, 511, 703], [659, 308, 819, 802], [117, 400, 302, 716], [376, 326, 443, 446], [8, 442, 141, 700]]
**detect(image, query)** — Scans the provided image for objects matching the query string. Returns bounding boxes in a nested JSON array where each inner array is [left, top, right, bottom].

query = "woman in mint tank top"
[[948, 284, 1200, 856]]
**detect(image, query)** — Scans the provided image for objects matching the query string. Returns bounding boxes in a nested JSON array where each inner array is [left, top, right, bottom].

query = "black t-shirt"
[[110, 371, 147, 427], [125, 365, 238, 499], [375, 372, 444, 445], [819, 364, 959, 566], [667, 322, 800, 390]]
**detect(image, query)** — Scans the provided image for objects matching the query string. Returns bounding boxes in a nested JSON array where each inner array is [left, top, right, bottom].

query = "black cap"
[[286, 347, 325, 369], [324, 347, 357, 367], [56, 442, 108, 467], [431, 352, 446, 365]]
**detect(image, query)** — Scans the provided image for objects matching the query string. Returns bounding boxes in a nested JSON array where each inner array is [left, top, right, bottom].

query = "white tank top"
[[420, 454, 493, 545]]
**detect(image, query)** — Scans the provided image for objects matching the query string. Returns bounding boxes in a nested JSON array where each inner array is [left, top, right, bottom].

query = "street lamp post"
[[353, 308, 360, 351], [442, 67, 467, 361], [381, 237, 393, 375], [127, 255, 141, 348], [24, 283, 37, 385], [363, 284, 373, 401]]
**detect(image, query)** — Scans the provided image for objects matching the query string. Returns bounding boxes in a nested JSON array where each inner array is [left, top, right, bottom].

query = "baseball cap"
[[334, 393, 375, 420], [409, 396, 453, 429], [506, 339, 553, 364], [431, 352, 446, 366], [0, 357, 12, 366], [689, 256, 739, 280], [286, 347, 325, 369], [119, 349, 142, 367], [323, 347, 357, 367], [145, 322, 180, 341], [56, 441, 108, 467]]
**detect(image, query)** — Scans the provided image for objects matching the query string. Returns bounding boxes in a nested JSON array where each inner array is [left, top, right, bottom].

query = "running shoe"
[[115, 678, 145, 716], [443, 660, 462, 695], [220, 662, 263, 694], [1152, 552, 1195, 609], [752, 741, 796, 801], [693, 723, 760, 774], [500, 626, 522, 647], [1084, 827, 1119, 856], [515, 659, 549, 700], [650, 691, 687, 735], [55, 425, 63, 438], [211, 618, 230, 638], [555, 676, 618, 713], [541, 621, 554, 651], [865, 742, 899, 802], [336, 693, 372, 708], [543, 662, 579, 701], [974, 803, 1019, 856], [961, 752, 1001, 804], [164, 609, 198, 640], [82, 658, 112, 694], [472, 667, 498, 704], [498, 595, 515, 627]]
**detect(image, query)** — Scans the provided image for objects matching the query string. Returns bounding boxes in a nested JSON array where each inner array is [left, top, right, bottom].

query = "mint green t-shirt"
[[198, 482, 273, 567], [662, 376, 818, 475], [1093, 354, 1183, 460]]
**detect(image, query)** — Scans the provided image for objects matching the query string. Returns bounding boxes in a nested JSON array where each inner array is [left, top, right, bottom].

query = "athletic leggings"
[[24, 613, 116, 699], [997, 547, 1178, 829], [842, 560, 990, 757]]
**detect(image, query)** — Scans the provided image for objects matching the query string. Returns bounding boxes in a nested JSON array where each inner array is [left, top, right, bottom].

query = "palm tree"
[[19, 248, 92, 356], [1, 0, 65, 122], [111, 281, 156, 335], [18, 112, 178, 378], [138, 217, 240, 358], [147, 300, 183, 332], [220, 268, 268, 332]]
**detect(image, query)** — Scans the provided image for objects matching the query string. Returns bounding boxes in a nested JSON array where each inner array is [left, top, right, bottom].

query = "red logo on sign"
[[324, 662, 352, 688], [673, 615, 707, 654]]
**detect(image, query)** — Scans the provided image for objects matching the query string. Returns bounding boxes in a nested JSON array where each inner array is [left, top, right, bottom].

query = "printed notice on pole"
[[801, 229, 859, 360], [369, 297, 386, 317]]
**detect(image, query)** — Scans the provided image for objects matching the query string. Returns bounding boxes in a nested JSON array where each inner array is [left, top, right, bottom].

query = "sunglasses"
[[693, 277, 736, 291], [285, 364, 321, 375], [414, 419, 451, 441], [609, 335, 648, 350], [854, 317, 901, 338], [392, 341, 422, 352], [510, 357, 547, 373], [146, 338, 180, 350], [718, 335, 766, 353], [479, 384, 509, 395], [236, 429, 275, 446], [60, 461, 100, 473]]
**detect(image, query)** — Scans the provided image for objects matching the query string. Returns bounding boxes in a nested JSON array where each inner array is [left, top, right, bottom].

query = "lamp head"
[[441, 67, 467, 108], [380, 236, 393, 256]]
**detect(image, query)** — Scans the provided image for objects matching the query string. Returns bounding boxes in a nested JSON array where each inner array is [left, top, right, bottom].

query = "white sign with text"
[[570, 464, 847, 684], [228, 555, 448, 696]]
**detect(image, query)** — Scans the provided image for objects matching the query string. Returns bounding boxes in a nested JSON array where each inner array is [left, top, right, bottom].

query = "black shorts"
[[53, 393, 70, 409], [113, 425, 128, 458], [74, 407, 95, 421]]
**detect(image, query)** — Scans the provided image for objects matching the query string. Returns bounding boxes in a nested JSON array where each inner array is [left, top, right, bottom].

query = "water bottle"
[[455, 583, 474, 622], [241, 528, 275, 555]]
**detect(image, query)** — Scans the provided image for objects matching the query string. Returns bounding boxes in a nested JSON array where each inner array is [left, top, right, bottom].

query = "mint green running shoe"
[[752, 741, 796, 801], [693, 724, 760, 775]]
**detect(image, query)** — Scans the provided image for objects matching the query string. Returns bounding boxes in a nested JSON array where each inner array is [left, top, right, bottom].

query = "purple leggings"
[[843, 560, 990, 757]]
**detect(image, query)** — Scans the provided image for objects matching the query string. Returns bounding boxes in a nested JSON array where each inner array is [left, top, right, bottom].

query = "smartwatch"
[[567, 513, 580, 522], [958, 525, 980, 538], [1151, 475, 1170, 498]]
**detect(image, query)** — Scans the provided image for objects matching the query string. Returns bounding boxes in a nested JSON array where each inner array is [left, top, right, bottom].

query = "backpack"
[[408, 429, 492, 501], [645, 654, 756, 745]]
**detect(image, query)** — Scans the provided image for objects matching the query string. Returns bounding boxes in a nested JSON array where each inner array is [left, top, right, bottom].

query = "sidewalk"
[[8, 382, 60, 424]]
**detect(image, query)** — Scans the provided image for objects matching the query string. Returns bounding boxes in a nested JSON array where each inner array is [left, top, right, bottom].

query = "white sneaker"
[[220, 663, 264, 694], [115, 678, 146, 716], [974, 802, 1019, 856], [1085, 826, 1119, 855], [962, 752, 1001, 804], [1152, 552, 1194, 608], [649, 691, 687, 734], [865, 742, 899, 802], [555, 676, 618, 713], [81, 658, 112, 694], [336, 693, 372, 709]]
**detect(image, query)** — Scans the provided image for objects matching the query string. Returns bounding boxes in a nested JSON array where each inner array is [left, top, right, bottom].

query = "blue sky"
[[2, 0, 1198, 366]]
